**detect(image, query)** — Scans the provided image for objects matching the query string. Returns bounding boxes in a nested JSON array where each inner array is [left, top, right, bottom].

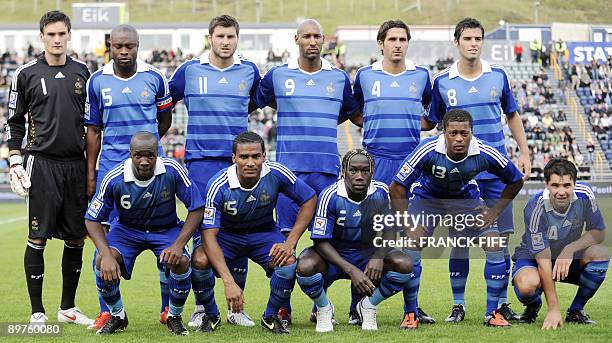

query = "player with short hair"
[[85, 24, 173, 330], [352, 19, 434, 326], [390, 109, 524, 328], [85, 132, 202, 335], [297, 149, 412, 332], [169, 14, 260, 329], [422, 17, 531, 322], [255, 19, 360, 323], [512, 158, 608, 329], [5, 10, 93, 325], [200, 132, 317, 334]]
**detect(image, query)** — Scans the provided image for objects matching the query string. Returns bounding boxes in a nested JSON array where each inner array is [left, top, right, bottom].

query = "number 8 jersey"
[[424, 60, 519, 180]]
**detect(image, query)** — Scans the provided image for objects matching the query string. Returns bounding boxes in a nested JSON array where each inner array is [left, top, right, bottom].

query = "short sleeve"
[[311, 191, 337, 240], [85, 173, 117, 222], [84, 73, 102, 127], [269, 162, 316, 206], [424, 78, 445, 124], [168, 61, 188, 104], [352, 69, 365, 110], [523, 199, 549, 256], [202, 173, 226, 230], [499, 69, 519, 115], [254, 67, 276, 108], [340, 72, 360, 117], [153, 70, 172, 113]]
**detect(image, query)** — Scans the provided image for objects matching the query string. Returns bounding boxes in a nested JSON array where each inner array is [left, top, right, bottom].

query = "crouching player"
[[85, 132, 203, 335], [201, 132, 317, 334], [389, 109, 524, 328], [512, 158, 608, 329], [296, 149, 412, 332]]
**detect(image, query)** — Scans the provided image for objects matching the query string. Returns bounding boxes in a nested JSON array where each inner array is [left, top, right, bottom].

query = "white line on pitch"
[[0, 216, 27, 225]]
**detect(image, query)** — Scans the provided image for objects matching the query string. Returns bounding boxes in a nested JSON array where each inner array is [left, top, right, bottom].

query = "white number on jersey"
[[336, 210, 346, 227], [447, 89, 457, 106], [101, 88, 112, 106], [371, 80, 381, 97], [431, 165, 447, 179], [199, 76, 208, 94], [224, 200, 238, 215], [285, 79, 295, 95], [120, 195, 131, 209]]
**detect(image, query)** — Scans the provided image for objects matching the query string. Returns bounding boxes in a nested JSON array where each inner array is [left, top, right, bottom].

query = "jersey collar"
[[287, 58, 332, 71], [448, 59, 492, 79], [434, 134, 480, 156], [371, 59, 416, 72], [102, 59, 149, 75], [227, 162, 271, 189], [336, 179, 377, 202], [542, 189, 578, 213], [124, 157, 166, 184], [199, 52, 242, 66]]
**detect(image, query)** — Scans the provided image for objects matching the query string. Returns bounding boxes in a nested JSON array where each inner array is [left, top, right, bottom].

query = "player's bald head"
[[130, 131, 158, 152], [297, 19, 323, 35], [110, 24, 138, 42]]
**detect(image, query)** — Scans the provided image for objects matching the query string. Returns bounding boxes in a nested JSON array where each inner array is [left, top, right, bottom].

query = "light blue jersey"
[[255, 59, 359, 175], [169, 53, 260, 161], [425, 60, 518, 179], [353, 60, 432, 158], [85, 60, 171, 174]]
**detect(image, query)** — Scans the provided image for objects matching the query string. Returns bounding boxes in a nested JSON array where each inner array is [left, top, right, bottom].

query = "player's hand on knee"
[[476, 206, 500, 230], [541, 310, 563, 330], [348, 267, 375, 296], [224, 281, 244, 313], [160, 243, 184, 266], [364, 258, 383, 283], [9, 155, 31, 197], [269, 242, 293, 267], [100, 254, 121, 283]]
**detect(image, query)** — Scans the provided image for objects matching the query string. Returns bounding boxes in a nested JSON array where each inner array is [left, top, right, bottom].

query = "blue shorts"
[[372, 156, 403, 186], [214, 230, 288, 273], [106, 222, 189, 280], [476, 178, 514, 234], [276, 172, 337, 232], [408, 184, 498, 238], [186, 157, 233, 195], [323, 249, 369, 287], [512, 257, 582, 286]]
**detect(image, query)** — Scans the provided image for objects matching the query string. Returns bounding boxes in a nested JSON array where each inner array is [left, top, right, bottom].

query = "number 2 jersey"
[[514, 183, 605, 259], [392, 134, 523, 199]]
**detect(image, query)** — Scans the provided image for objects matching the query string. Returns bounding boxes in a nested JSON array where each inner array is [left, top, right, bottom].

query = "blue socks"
[[297, 272, 329, 308], [95, 267, 123, 316], [265, 263, 296, 317], [484, 250, 506, 315], [191, 267, 219, 317], [370, 271, 411, 306], [449, 247, 470, 306], [93, 250, 110, 313], [570, 261, 609, 311], [403, 249, 421, 314], [498, 247, 511, 307], [159, 269, 169, 313], [168, 269, 191, 316]]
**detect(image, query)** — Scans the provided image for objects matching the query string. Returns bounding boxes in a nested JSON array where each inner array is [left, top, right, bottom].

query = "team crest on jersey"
[[238, 80, 247, 95], [409, 82, 417, 95], [326, 82, 335, 96], [161, 188, 171, 201], [490, 87, 498, 101], [531, 232, 544, 250], [31, 217, 39, 231], [74, 78, 83, 94], [259, 191, 271, 205], [8, 91, 17, 108], [203, 207, 216, 225], [397, 162, 413, 181], [141, 88, 150, 100], [313, 216, 327, 235]]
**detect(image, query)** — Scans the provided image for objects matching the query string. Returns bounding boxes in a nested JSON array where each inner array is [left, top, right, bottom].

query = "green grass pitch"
[[1, 199, 611, 342]]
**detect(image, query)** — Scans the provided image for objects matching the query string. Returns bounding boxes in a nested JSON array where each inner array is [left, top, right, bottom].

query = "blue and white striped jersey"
[[353, 60, 432, 158], [169, 53, 260, 161]]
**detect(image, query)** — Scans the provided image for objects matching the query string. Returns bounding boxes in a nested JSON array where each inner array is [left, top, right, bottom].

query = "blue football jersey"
[[202, 161, 316, 232], [516, 183, 605, 258], [169, 53, 260, 161], [392, 134, 523, 198], [311, 180, 391, 251], [353, 60, 432, 158], [85, 60, 172, 172], [85, 157, 203, 229], [425, 60, 519, 179], [255, 58, 359, 175]]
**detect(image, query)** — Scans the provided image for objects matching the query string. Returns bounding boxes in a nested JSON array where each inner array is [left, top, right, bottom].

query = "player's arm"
[[160, 206, 203, 266], [154, 71, 173, 137], [314, 240, 375, 296], [202, 228, 244, 313], [86, 126, 102, 198], [500, 68, 531, 179], [535, 248, 563, 330], [338, 72, 363, 127], [6, 69, 31, 197], [421, 78, 444, 131], [389, 141, 429, 212], [254, 67, 277, 109], [247, 62, 262, 114]]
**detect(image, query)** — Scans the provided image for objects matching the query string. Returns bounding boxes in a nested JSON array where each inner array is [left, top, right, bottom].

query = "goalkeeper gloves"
[[9, 154, 31, 197]]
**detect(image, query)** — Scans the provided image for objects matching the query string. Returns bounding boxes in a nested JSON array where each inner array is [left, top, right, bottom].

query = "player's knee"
[[584, 244, 610, 263], [191, 248, 210, 269], [387, 251, 412, 274], [174, 256, 190, 273], [514, 270, 540, 295], [296, 256, 319, 277]]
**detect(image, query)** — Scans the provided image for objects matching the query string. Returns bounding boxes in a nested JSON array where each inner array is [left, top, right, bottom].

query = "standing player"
[[85, 24, 173, 330], [255, 19, 360, 322], [422, 18, 531, 322], [5, 11, 93, 325], [201, 132, 317, 334], [513, 158, 608, 329], [390, 109, 524, 328], [169, 15, 260, 329], [352, 19, 434, 326], [86, 132, 201, 335], [297, 149, 413, 332]]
